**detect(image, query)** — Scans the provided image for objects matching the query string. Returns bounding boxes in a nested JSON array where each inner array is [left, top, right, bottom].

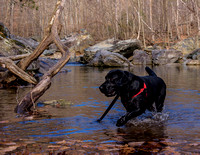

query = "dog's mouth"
[[105, 90, 117, 97], [99, 84, 117, 97]]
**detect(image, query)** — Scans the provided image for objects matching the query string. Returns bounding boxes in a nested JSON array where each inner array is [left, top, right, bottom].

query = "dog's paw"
[[116, 116, 127, 127]]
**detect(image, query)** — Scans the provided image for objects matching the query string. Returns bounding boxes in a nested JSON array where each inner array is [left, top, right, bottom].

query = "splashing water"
[[127, 112, 169, 127]]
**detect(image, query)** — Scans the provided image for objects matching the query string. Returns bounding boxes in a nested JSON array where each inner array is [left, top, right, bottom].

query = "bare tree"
[[1, 0, 200, 48], [0, 0, 69, 114], [15, 0, 70, 114]]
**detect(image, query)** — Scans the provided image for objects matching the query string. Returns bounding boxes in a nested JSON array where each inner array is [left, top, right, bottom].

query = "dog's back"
[[142, 67, 166, 112]]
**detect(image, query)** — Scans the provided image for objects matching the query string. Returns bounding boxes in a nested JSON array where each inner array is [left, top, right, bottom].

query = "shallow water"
[[0, 64, 200, 154]]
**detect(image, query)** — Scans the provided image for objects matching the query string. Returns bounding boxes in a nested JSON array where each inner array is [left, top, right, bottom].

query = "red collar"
[[132, 83, 147, 98]]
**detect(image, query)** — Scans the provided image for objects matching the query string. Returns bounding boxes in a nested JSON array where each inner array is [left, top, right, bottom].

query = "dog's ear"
[[123, 71, 133, 81], [115, 71, 132, 87]]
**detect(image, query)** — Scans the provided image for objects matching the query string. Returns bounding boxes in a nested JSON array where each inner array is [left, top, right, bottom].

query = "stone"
[[27, 59, 40, 71], [152, 49, 183, 65], [144, 45, 162, 54], [130, 50, 152, 65], [83, 38, 142, 63], [88, 50, 133, 67], [0, 37, 32, 57], [172, 37, 199, 56], [184, 59, 200, 65], [0, 22, 10, 38], [39, 58, 57, 74], [48, 31, 95, 61], [186, 48, 200, 60], [43, 49, 56, 56], [10, 35, 39, 49]]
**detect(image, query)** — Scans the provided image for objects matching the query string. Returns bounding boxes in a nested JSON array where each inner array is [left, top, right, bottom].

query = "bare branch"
[[0, 57, 37, 84]]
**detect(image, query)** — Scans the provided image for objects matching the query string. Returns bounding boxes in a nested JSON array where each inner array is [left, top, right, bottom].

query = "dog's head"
[[99, 70, 132, 97]]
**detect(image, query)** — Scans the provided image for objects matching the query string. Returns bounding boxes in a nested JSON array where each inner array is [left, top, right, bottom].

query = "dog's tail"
[[145, 67, 157, 77]]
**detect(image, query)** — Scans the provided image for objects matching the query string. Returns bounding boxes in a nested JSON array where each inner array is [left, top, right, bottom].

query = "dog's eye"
[[110, 78, 117, 83]]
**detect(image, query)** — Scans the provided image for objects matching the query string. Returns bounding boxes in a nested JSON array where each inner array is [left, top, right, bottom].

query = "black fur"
[[99, 67, 166, 127]]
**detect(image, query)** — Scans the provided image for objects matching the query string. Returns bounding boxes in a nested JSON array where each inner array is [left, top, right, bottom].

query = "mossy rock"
[[0, 37, 31, 56], [10, 39, 26, 48], [43, 99, 74, 107]]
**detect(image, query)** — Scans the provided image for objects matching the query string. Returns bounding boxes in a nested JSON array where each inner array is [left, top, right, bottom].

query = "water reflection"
[[117, 122, 166, 143], [0, 65, 200, 153]]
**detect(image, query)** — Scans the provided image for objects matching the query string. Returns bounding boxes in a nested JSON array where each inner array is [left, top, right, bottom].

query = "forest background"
[[0, 0, 200, 46]]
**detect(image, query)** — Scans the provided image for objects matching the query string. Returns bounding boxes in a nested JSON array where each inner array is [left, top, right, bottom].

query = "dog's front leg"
[[116, 109, 145, 127], [116, 114, 128, 127]]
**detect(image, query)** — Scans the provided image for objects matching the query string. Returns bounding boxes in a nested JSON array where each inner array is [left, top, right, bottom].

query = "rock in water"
[[152, 49, 182, 65], [88, 50, 133, 67], [83, 38, 142, 63], [130, 50, 152, 65]]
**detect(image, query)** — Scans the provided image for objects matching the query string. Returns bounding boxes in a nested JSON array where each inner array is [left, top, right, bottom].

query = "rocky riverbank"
[[1, 22, 200, 69], [82, 37, 200, 66]]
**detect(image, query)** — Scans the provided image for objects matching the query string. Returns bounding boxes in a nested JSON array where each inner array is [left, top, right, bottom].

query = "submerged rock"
[[88, 50, 133, 67], [43, 99, 74, 108]]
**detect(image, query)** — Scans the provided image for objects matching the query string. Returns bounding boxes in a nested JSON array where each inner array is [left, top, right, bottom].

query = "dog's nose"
[[99, 85, 103, 91], [99, 85, 105, 93]]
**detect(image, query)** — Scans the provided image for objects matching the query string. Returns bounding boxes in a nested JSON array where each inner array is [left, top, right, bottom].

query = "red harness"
[[132, 83, 147, 98]]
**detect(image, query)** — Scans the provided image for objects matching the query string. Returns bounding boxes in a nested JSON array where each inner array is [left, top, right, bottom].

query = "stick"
[[97, 94, 119, 122]]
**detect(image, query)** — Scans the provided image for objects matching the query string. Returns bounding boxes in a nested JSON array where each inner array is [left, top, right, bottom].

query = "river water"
[[0, 64, 200, 154]]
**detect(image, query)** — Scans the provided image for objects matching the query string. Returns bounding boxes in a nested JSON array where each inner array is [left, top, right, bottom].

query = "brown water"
[[0, 64, 200, 154]]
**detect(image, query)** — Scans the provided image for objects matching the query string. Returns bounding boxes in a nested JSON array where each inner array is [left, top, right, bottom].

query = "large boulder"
[[88, 50, 133, 67], [152, 49, 183, 65], [0, 37, 32, 56], [0, 23, 35, 57], [130, 50, 152, 65], [10, 35, 39, 50], [83, 38, 142, 63], [47, 31, 95, 61], [0, 23, 41, 72], [172, 37, 199, 56]]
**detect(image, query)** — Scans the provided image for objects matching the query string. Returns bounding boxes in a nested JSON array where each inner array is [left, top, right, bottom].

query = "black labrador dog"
[[99, 67, 166, 127]]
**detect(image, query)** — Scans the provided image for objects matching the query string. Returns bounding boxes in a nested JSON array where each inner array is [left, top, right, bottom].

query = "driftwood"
[[0, 56, 37, 84], [0, 0, 69, 114]]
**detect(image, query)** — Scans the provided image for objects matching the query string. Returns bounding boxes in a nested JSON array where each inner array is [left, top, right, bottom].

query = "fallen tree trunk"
[[0, 57, 37, 84], [14, 0, 70, 114]]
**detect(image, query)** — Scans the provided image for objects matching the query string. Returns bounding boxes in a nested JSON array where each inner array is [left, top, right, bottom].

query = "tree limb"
[[0, 57, 37, 84], [15, 0, 68, 114]]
